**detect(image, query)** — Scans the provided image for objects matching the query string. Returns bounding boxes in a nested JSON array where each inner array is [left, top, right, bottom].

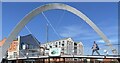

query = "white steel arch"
[[0, 3, 116, 62]]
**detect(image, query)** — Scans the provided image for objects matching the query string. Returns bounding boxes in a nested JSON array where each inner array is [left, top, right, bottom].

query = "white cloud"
[[59, 25, 89, 38], [97, 40, 105, 43], [96, 39, 118, 44]]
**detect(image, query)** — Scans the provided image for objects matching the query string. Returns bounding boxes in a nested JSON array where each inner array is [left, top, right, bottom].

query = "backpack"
[[96, 44, 99, 50]]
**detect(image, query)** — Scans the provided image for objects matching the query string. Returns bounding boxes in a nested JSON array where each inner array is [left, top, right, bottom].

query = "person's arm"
[[92, 44, 94, 49], [91, 46, 93, 49]]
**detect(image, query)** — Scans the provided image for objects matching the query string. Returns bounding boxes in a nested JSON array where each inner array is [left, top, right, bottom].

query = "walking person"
[[92, 41, 100, 55]]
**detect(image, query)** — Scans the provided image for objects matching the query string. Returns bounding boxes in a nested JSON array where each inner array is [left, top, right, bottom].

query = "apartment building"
[[41, 38, 84, 56], [74, 42, 84, 55]]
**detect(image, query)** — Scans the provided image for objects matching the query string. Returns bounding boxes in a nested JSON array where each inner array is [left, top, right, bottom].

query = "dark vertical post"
[[64, 58, 65, 63], [46, 24, 48, 43], [48, 57, 50, 63]]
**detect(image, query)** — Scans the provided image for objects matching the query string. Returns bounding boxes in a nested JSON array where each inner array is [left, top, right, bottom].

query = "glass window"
[[62, 41, 64, 44], [50, 46, 52, 48], [56, 42, 57, 44], [13, 52, 17, 58], [74, 43, 77, 45], [62, 44, 64, 46], [55, 45, 57, 47], [59, 42, 61, 45]]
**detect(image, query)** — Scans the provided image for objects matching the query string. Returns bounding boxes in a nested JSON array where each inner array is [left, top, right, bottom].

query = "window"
[[13, 52, 17, 58], [62, 48, 64, 50], [74, 47, 77, 49], [50, 46, 52, 48], [74, 43, 77, 45], [62, 44, 64, 46], [59, 42, 61, 45], [55, 45, 57, 47], [56, 42, 57, 44], [67, 41, 69, 43], [62, 41, 64, 44]]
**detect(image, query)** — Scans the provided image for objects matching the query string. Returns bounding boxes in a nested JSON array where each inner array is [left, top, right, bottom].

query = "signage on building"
[[49, 48, 61, 57]]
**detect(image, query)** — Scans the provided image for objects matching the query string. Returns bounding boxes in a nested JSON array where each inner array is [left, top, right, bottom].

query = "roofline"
[[41, 37, 72, 44]]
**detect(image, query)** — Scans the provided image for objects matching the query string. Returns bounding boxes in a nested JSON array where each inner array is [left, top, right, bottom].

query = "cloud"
[[59, 25, 91, 38], [97, 40, 105, 43], [58, 21, 118, 45], [58, 24, 101, 42], [96, 38, 118, 44]]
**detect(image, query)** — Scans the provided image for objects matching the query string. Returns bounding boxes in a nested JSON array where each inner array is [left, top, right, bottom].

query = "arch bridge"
[[0, 3, 117, 62]]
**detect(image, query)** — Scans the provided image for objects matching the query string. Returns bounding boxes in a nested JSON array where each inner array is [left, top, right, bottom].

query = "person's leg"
[[95, 50, 100, 55], [92, 50, 95, 55]]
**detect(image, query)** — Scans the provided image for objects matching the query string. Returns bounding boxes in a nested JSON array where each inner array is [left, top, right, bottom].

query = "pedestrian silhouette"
[[92, 41, 100, 55]]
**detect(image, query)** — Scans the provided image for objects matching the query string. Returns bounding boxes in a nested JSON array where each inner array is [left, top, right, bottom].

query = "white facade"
[[41, 38, 84, 55], [77, 42, 84, 55], [7, 36, 20, 59]]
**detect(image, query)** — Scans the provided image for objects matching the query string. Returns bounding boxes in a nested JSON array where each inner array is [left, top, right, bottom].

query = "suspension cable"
[[25, 25, 41, 48], [56, 10, 65, 28], [42, 12, 61, 39], [25, 25, 32, 34]]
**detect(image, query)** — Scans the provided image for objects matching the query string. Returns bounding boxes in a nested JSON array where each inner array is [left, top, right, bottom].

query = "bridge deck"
[[7, 55, 120, 60]]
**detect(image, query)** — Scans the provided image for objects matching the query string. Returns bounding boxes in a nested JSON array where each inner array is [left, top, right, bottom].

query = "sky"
[[0, 2, 2, 40], [2, 2, 118, 55]]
